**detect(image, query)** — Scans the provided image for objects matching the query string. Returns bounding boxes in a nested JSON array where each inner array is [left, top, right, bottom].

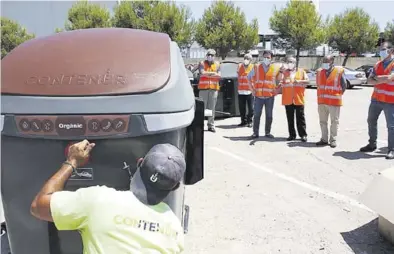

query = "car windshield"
[[344, 67, 355, 71]]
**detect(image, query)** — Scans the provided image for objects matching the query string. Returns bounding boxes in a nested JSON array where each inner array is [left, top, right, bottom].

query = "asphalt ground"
[[185, 85, 394, 254]]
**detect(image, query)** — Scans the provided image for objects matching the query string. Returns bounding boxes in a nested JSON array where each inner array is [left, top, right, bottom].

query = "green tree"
[[113, 1, 195, 48], [269, 0, 323, 67], [61, 0, 111, 31], [384, 20, 394, 43], [326, 8, 379, 66], [1, 17, 35, 59], [240, 18, 259, 51], [195, 1, 259, 60]]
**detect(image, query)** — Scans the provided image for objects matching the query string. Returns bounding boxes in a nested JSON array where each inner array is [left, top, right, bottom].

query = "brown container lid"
[[1, 28, 171, 96]]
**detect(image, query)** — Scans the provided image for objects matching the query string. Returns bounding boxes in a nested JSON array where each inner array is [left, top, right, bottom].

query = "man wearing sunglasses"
[[198, 49, 221, 132], [360, 41, 394, 159], [30, 140, 185, 254]]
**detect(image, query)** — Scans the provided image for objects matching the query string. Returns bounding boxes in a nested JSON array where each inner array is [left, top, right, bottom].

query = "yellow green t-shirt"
[[50, 186, 184, 254]]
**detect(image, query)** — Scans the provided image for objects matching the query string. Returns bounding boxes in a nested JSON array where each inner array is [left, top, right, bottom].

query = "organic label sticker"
[[70, 168, 93, 180]]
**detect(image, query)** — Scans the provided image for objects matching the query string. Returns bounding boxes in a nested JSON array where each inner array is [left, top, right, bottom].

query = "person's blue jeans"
[[368, 99, 394, 150], [253, 96, 275, 135]]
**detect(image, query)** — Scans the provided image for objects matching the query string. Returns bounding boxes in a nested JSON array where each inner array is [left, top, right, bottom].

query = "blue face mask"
[[380, 50, 389, 59], [262, 58, 271, 65], [322, 63, 330, 70]]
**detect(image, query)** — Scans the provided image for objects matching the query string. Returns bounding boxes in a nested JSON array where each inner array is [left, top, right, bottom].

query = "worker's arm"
[[30, 140, 95, 223], [295, 70, 310, 85], [199, 62, 207, 75], [247, 67, 255, 91], [368, 68, 392, 85], [340, 71, 347, 94]]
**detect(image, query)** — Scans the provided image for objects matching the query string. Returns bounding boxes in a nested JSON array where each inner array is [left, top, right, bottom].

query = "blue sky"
[[179, 0, 394, 34], [1, 0, 393, 37]]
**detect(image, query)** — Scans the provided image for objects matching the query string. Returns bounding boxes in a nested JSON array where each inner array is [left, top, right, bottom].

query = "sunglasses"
[[207, 54, 214, 57]]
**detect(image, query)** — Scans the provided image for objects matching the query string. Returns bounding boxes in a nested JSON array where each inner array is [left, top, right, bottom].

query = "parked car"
[[305, 69, 316, 88], [343, 67, 367, 88], [355, 64, 374, 78]]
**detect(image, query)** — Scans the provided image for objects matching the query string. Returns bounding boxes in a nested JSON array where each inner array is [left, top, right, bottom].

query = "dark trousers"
[[238, 94, 254, 123], [285, 104, 307, 138]]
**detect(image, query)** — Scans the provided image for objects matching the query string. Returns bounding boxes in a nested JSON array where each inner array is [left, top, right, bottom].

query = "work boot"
[[316, 139, 328, 146], [265, 134, 274, 139], [208, 127, 216, 133], [330, 141, 337, 148], [386, 151, 394, 160], [238, 122, 247, 127], [287, 136, 296, 141], [301, 136, 308, 142], [359, 144, 377, 152], [251, 133, 259, 139]]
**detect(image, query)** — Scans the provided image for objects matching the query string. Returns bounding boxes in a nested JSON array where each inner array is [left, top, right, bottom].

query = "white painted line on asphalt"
[[210, 146, 374, 213]]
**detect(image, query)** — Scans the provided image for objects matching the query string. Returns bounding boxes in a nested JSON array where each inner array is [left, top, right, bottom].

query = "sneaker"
[[359, 144, 377, 152], [247, 123, 253, 128], [251, 133, 259, 139], [301, 136, 308, 142], [386, 151, 394, 160], [287, 136, 296, 141], [316, 139, 328, 146], [330, 141, 337, 148], [208, 127, 216, 133], [265, 134, 274, 138], [238, 122, 247, 127]]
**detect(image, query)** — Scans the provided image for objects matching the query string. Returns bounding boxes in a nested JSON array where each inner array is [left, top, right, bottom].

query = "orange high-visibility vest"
[[316, 67, 345, 106], [371, 60, 394, 103], [252, 63, 281, 97], [198, 61, 220, 90], [237, 63, 254, 93], [281, 68, 307, 106]]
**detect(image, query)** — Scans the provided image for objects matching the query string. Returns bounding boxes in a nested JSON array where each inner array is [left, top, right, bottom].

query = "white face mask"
[[207, 56, 214, 62], [322, 63, 330, 70], [262, 58, 271, 65], [380, 50, 389, 59], [244, 59, 250, 65], [287, 63, 295, 70]]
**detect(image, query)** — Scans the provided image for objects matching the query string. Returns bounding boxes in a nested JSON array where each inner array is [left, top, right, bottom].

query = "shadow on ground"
[[215, 124, 242, 130], [333, 151, 386, 160], [341, 218, 394, 254], [287, 141, 317, 148], [223, 136, 288, 146]]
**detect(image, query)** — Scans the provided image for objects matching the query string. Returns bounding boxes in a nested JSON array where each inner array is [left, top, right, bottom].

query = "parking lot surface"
[[185, 86, 394, 254]]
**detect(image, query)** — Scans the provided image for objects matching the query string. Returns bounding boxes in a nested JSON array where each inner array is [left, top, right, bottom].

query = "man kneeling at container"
[[31, 140, 185, 254]]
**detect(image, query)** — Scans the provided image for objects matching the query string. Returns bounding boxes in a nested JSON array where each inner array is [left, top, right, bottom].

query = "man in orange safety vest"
[[247, 50, 283, 139], [360, 41, 394, 159], [198, 49, 221, 132], [280, 56, 310, 142], [315, 55, 347, 148], [237, 53, 254, 127]]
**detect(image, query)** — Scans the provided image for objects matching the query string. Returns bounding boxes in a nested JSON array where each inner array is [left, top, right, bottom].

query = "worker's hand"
[[294, 79, 300, 84], [67, 139, 95, 168]]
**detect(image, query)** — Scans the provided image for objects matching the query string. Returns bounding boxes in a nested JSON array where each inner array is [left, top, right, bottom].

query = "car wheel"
[[346, 80, 354, 89]]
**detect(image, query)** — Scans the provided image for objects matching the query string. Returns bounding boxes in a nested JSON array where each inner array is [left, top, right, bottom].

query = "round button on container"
[[88, 119, 101, 132], [30, 119, 42, 132], [113, 118, 126, 132], [100, 119, 112, 132], [19, 119, 31, 131], [42, 120, 54, 132]]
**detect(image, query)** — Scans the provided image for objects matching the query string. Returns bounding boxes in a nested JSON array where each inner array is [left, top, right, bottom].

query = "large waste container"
[[1, 28, 204, 254]]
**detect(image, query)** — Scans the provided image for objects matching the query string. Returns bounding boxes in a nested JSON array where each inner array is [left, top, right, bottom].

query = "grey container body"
[[1, 41, 196, 254]]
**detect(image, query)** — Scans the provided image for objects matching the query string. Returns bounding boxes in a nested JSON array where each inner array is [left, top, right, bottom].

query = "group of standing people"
[[197, 42, 394, 159]]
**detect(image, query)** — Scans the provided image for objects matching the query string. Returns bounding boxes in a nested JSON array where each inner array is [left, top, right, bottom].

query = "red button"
[[64, 142, 89, 167]]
